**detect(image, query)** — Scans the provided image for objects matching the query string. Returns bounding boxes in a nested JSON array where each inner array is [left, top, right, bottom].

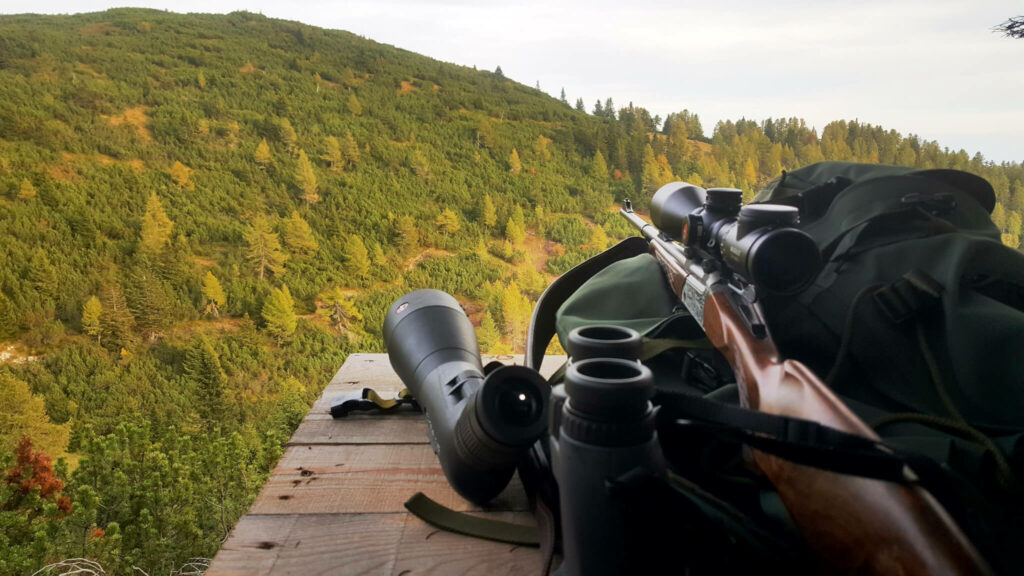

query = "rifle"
[[621, 184, 990, 575]]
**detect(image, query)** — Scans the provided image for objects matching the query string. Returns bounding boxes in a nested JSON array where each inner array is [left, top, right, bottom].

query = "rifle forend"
[[621, 187, 990, 575]]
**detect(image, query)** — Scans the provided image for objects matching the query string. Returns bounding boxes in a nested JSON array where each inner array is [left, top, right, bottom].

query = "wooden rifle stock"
[[647, 238, 990, 575]]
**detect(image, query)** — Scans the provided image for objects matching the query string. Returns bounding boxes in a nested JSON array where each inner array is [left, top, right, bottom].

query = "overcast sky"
[[2, 1, 1021, 163]]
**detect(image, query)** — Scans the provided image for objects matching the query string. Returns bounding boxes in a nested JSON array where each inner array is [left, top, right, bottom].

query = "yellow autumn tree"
[[170, 161, 194, 189], [254, 138, 272, 167], [509, 148, 522, 174], [140, 192, 174, 254], [295, 149, 320, 204]]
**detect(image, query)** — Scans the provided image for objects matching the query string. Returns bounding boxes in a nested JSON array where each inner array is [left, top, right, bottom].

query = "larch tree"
[[295, 150, 320, 205], [343, 235, 371, 279], [435, 208, 460, 237], [394, 215, 420, 254], [279, 118, 298, 153], [590, 225, 610, 251], [140, 192, 174, 254], [244, 216, 288, 280], [262, 284, 297, 344], [254, 138, 272, 167], [341, 132, 360, 166], [348, 93, 362, 116], [505, 216, 525, 249], [508, 148, 522, 174], [591, 150, 609, 180], [481, 194, 497, 228], [500, 281, 531, 352], [317, 286, 363, 336], [201, 271, 227, 318], [282, 211, 319, 257], [323, 136, 343, 173], [170, 161, 194, 189], [476, 311, 508, 354], [18, 178, 36, 200], [0, 374, 71, 468], [82, 295, 103, 342]]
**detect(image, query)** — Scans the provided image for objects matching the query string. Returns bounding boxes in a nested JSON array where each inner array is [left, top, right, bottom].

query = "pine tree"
[[435, 208, 460, 237], [344, 235, 371, 279], [18, 178, 36, 200], [130, 266, 176, 342], [262, 285, 297, 343], [410, 150, 430, 179], [604, 98, 615, 119], [591, 150, 609, 180], [347, 93, 362, 116], [593, 100, 604, 116], [244, 216, 288, 280], [323, 136, 343, 173], [560, 88, 568, 104], [254, 138, 272, 167], [494, 65, 504, 78], [201, 272, 226, 318], [82, 295, 103, 342], [29, 250, 57, 300], [295, 149, 320, 204], [481, 194, 497, 228], [575, 98, 585, 112], [170, 161, 193, 189], [140, 192, 174, 254], [282, 211, 319, 256], [508, 148, 522, 174], [99, 281, 135, 349]]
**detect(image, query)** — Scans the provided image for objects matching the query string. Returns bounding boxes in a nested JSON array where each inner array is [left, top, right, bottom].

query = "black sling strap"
[[525, 236, 649, 370]]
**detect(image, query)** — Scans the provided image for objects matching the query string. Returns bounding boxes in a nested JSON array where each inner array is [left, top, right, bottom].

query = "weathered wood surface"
[[208, 353, 564, 576]]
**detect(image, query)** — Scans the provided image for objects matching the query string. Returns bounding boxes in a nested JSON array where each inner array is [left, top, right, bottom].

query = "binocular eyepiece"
[[383, 289, 549, 504], [650, 182, 821, 294]]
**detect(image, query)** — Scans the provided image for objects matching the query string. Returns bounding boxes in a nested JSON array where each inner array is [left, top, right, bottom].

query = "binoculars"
[[385, 290, 661, 576]]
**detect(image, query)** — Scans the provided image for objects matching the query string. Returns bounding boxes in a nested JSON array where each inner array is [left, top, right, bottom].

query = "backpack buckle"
[[873, 270, 944, 324]]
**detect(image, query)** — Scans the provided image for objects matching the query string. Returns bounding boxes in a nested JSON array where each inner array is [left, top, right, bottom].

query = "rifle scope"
[[651, 182, 821, 294], [383, 289, 549, 504]]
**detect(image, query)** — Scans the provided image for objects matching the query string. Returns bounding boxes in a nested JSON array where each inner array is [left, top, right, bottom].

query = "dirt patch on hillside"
[[398, 80, 419, 94], [238, 61, 258, 74], [105, 106, 153, 142], [0, 343, 39, 365], [523, 232, 555, 272], [403, 248, 455, 272]]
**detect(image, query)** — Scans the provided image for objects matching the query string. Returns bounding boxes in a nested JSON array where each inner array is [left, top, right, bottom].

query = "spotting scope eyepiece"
[[650, 182, 821, 294], [383, 289, 549, 504]]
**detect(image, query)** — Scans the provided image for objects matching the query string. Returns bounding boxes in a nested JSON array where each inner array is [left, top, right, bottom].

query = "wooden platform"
[[208, 353, 564, 576]]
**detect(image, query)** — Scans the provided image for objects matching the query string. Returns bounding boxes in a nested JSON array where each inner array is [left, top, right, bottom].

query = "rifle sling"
[[403, 492, 540, 547]]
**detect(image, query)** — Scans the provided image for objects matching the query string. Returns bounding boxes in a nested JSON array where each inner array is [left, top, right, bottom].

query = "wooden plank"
[[207, 512, 539, 576], [251, 444, 528, 515], [288, 413, 428, 446]]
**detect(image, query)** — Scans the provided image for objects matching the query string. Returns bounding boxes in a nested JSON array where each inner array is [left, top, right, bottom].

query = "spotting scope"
[[383, 289, 549, 504]]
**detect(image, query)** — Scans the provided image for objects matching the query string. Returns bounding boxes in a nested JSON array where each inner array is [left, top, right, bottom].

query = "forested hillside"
[[0, 8, 1021, 574]]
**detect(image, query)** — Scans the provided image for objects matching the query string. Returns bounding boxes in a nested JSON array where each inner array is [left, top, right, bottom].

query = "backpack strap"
[[525, 236, 648, 370]]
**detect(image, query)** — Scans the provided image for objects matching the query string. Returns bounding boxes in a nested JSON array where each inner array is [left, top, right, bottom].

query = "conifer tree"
[[341, 132, 360, 166], [317, 286, 363, 335], [411, 150, 430, 179], [348, 93, 362, 116], [183, 336, 226, 422], [323, 136, 343, 173], [593, 100, 604, 116], [282, 211, 319, 256], [18, 178, 36, 200], [590, 224, 610, 251], [394, 215, 420, 254], [99, 281, 135, 349], [591, 150, 609, 180], [82, 295, 103, 342], [262, 285, 297, 343], [279, 118, 298, 153], [505, 216, 525, 248], [494, 65, 504, 78], [500, 281, 531, 351], [604, 97, 616, 119], [244, 216, 288, 280], [254, 138, 272, 167], [0, 374, 71, 459], [575, 98, 585, 112], [170, 161, 194, 189], [435, 208, 460, 237], [29, 250, 58, 300], [344, 235, 371, 279], [476, 311, 507, 354], [508, 148, 522, 174], [295, 150, 320, 204], [130, 266, 176, 341], [140, 192, 174, 254], [993, 203, 1008, 231], [560, 88, 568, 104], [201, 272, 226, 318], [481, 194, 497, 228]]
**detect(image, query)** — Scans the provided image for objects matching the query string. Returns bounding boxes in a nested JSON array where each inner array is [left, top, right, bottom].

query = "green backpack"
[[527, 162, 1024, 574]]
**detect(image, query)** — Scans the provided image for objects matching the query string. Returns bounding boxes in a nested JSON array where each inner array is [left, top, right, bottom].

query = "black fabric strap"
[[655, 389, 914, 484], [329, 387, 419, 418], [526, 236, 649, 370], [403, 492, 540, 547]]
